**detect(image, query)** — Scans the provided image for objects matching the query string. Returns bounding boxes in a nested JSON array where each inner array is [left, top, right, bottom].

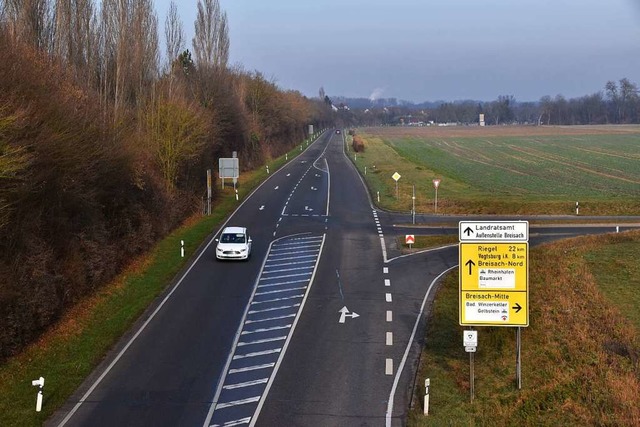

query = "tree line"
[[0, 0, 332, 359], [333, 78, 640, 127]]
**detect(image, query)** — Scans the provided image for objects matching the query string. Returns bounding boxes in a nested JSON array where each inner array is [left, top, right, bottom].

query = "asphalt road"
[[48, 130, 640, 427]]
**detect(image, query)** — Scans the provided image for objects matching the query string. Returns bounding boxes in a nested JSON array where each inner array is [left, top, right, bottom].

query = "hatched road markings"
[[206, 234, 325, 427]]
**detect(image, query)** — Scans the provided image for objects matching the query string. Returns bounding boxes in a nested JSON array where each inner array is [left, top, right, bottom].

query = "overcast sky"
[[156, 0, 640, 103]]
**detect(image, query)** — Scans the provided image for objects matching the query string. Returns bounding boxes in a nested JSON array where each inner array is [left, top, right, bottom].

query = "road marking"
[[258, 280, 309, 289], [385, 359, 393, 375], [259, 205, 264, 211], [233, 349, 281, 360], [223, 378, 269, 390], [385, 293, 392, 302], [275, 186, 279, 190], [211, 417, 252, 426], [238, 337, 287, 346], [244, 313, 296, 323], [383, 267, 388, 274], [386, 332, 393, 346], [384, 279, 391, 287], [259, 272, 312, 281], [263, 260, 316, 269], [248, 304, 300, 314], [216, 397, 261, 409], [255, 288, 306, 297], [386, 310, 393, 322], [228, 363, 275, 374]]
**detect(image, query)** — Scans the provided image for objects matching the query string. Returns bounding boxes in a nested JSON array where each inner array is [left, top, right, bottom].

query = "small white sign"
[[392, 172, 401, 182], [465, 346, 477, 353], [433, 178, 441, 189], [459, 221, 529, 242], [463, 330, 478, 347], [478, 268, 516, 289]]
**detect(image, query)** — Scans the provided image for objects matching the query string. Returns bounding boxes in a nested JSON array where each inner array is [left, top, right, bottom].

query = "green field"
[[350, 126, 640, 215]]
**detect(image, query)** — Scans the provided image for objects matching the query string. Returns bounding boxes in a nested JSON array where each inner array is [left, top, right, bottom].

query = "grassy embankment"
[[0, 134, 321, 427], [407, 230, 640, 426], [346, 127, 640, 216]]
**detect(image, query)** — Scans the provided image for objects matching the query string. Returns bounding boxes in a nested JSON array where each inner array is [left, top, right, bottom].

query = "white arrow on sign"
[[339, 306, 360, 323]]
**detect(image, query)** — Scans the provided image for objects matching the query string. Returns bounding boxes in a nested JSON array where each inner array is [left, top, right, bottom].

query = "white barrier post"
[[424, 378, 430, 415], [181, 240, 184, 258], [32, 377, 44, 412]]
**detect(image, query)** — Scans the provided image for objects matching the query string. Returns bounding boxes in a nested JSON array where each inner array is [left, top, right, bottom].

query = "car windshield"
[[220, 233, 245, 244]]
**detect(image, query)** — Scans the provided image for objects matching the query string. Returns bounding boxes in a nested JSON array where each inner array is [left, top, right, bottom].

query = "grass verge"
[[408, 230, 640, 426], [0, 135, 321, 427]]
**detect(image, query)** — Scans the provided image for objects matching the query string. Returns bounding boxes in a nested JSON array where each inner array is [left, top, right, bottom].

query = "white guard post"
[[423, 378, 430, 415]]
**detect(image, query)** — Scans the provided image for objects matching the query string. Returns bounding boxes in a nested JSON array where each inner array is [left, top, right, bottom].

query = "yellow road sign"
[[458, 223, 529, 327], [460, 243, 528, 291], [460, 290, 528, 326]]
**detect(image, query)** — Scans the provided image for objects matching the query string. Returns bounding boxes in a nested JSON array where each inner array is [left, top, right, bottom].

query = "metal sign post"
[[464, 330, 477, 402], [516, 327, 522, 389], [412, 185, 416, 224], [392, 172, 401, 198], [433, 179, 441, 214]]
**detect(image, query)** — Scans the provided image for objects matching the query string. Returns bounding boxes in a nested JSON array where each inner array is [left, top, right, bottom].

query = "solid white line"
[[257, 280, 308, 289], [384, 279, 391, 287], [386, 310, 393, 322], [385, 265, 458, 427], [237, 336, 286, 346], [223, 378, 269, 390], [267, 249, 320, 257], [269, 244, 321, 253], [228, 363, 275, 374], [263, 260, 316, 269], [262, 266, 314, 274], [211, 416, 251, 426], [265, 254, 317, 262], [216, 396, 261, 409], [386, 332, 393, 346], [241, 325, 292, 335], [259, 272, 311, 281], [385, 359, 393, 375], [233, 349, 281, 360], [325, 158, 331, 216], [244, 313, 296, 323], [386, 243, 458, 263], [250, 296, 303, 306], [248, 303, 299, 314], [255, 288, 306, 297], [386, 293, 392, 302]]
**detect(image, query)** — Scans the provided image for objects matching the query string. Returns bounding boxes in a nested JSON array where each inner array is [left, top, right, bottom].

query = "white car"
[[215, 226, 252, 260]]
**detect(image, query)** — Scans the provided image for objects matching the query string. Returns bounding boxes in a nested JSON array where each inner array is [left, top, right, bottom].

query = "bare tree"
[[3, 0, 54, 50], [164, 1, 184, 70], [192, 0, 229, 70]]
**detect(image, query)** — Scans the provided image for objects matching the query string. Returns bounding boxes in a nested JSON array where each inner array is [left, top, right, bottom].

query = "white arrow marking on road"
[[305, 206, 313, 212], [315, 174, 320, 177], [311, 187, 317, 191], [339, 306, 360, 324], [259, 206, 265, 211], [275, 186, 279, 190], [286, 174, 291, 177]]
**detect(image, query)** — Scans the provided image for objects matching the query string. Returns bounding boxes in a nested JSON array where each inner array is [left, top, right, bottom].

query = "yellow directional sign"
[[460, 243, 528, 291], [459, 222, 529, 327]]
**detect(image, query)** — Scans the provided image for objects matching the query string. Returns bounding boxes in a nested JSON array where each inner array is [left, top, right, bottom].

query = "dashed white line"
[[385, 359, 393, 375], [385, 293, 392, 302], [384, 279, 391, 287], [386, 332, 393, 346], [386, 310, 393, 322], [383, 267, 389, 274]]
